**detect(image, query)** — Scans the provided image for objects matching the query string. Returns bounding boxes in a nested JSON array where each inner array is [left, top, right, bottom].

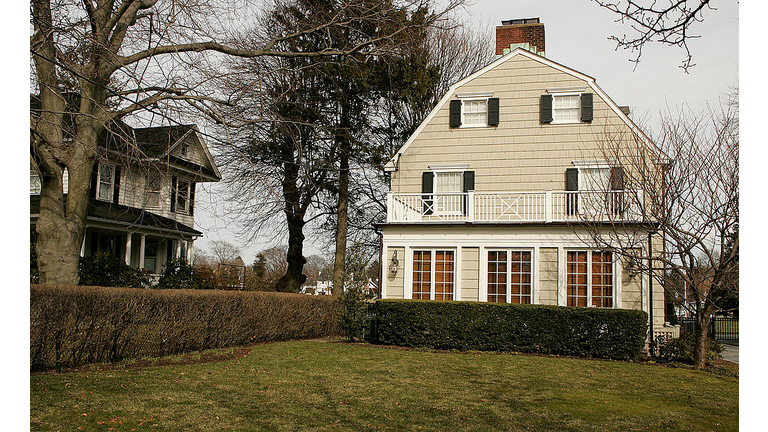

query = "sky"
[[192, 0, 741, 265]]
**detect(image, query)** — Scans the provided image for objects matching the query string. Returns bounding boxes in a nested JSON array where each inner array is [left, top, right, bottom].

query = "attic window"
[[449, 96, 500, 128], [179, 143, 190, 158]]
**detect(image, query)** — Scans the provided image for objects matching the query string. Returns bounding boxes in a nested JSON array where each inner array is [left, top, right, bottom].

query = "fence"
[[679, 317, 738, 341]]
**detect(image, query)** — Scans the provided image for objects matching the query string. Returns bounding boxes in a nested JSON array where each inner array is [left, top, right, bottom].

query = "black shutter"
[[170, 176, 177, 213], [422, 171, 433, 215], [90, 161, 99, 198], [189, 182, 196, 216], [565, 168, 579, 216], [540, 94, 553, 124], [463, 171, 475, 215], [449, 100, 462, 128], [580, 93, 593, 122], [487, 98, 500, 126], [609, 166, 624, 190], [113, 166, 121, 204]]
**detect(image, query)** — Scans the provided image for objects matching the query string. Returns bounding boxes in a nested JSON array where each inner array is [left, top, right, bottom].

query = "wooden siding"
[[384, 247, 405, 299], [391, 54, 639, 195], [460, 247, 479, 301]]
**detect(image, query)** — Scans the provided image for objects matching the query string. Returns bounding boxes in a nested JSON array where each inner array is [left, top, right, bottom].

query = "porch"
[[386, 190, 643, 224]]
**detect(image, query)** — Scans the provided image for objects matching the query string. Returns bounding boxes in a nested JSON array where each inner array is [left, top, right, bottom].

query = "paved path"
[[720, 340, 739, 364]]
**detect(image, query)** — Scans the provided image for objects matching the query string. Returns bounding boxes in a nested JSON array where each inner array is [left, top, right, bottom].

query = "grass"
[[30, 340, 738, 431]]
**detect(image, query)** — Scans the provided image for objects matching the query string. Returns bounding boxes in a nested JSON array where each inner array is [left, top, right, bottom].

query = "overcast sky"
[[192, 0, 740, 264]]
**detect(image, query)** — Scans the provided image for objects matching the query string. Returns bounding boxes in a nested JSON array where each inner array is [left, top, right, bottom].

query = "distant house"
[[30, 121, 221, 281], [379, 18, 668, 335]]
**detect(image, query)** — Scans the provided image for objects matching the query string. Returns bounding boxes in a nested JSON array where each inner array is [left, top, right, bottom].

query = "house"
[[30, 121, 221, 281], [378, 18, 668, 336]]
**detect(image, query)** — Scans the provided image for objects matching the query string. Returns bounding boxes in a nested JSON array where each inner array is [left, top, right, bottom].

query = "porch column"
[[125, 234, 132, 266], [138, 234, 146, 270], [187, 240, 194, 262], [176, 240, 182, 260], [80, 234, 86, 257]]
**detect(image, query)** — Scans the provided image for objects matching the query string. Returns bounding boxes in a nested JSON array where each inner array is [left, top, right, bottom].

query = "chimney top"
[[500, 18, 540, 26], [496, 18, 545, 57]]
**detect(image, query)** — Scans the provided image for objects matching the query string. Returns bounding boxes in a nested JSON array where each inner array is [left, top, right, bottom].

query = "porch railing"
[[386, 190, 643, 223]]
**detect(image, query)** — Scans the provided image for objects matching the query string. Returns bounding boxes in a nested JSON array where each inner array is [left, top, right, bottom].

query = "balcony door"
[[434, 172, 463, 215]]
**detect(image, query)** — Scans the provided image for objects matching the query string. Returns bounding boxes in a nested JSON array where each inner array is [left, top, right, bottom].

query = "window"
[[487, 250, 532, 304], [567, 251, 613, 307], [434, 172, 463, 214], [30, 165, 41, 194], [462, 99, 488, 126], [412, 250, 455, 300], [450, 97, 499, 128], [144, 174, 162, 209], [179, 143, 190, 158], [175, 180, 190, 214], [553, 94, 580, 123], [97, 163, 115, 201]]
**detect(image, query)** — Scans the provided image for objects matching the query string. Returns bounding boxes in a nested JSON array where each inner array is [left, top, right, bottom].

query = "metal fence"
[[679, 317, 738, 341]]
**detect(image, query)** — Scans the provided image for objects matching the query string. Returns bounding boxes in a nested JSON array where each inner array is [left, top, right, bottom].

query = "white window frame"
[[456, 92, 493, 128], [485, 248, 534, 304], [410, 248, 456, 301], [565, 249, 617, 308], [175, 179, 191, 214], [97, 163, 115, 202], [427, 164, 469, 217], [144, 173, 162, 209], [551, 93, 581, 124]]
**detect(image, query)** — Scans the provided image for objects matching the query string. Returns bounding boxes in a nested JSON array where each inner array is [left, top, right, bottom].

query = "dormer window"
[[540, 89, 593, 124], [450, 94, 500, 128], [179, 143, 190, 158]]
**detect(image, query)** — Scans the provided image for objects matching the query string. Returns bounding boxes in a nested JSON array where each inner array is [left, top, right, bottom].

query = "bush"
[[657, 331, 723, 364], [79, 252, 150, 288], [373, 300, 648, 360], [30, 284, 342, 370], [156, 258, 207, 290]]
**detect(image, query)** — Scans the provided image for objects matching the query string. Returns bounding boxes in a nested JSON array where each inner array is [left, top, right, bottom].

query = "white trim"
[[572, 160, 611, 169], [428, 163, 470, 172], [546, 87, 586, 94], [407, 247, 458, 301], [557, 246, 566, 306], [456, 92, 494, 99], [458, 97, 490, 129]]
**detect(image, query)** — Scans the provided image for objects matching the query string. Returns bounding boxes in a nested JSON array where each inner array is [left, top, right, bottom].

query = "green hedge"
[[372, 300, 648, 360], [30, 284, 341, 371]]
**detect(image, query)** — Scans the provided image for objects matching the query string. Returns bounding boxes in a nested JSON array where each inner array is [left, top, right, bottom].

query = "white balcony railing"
[[386, 190, 643, 223]]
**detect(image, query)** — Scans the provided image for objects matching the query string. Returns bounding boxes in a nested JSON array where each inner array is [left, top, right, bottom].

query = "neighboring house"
[[30, 121, 221, 281], [379, 18, 668, 335]]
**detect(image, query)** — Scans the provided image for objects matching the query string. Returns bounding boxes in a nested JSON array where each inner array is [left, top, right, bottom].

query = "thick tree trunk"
[[693, 305, 714, 368], [275, 215, 307, 293], [36, 156, 95, 286]]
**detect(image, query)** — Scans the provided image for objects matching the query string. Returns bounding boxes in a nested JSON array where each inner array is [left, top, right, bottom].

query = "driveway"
[[719, 339, 739, 364]]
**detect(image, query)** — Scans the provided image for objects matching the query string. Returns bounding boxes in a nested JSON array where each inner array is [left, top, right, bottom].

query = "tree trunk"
[[275, 215, 307, 293], [332, 140, 349, 296], [693, 303, 715, 368], [36, 156, 95, 286]]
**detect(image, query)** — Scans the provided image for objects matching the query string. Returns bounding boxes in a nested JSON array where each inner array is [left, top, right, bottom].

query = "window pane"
[[463, 100, 488, 126], [434, 251, 454, 300], [567, 251, 588, 307], [412, 251, 431, 300], [591, 252, 613, 308], [509, 251, 532, 304]]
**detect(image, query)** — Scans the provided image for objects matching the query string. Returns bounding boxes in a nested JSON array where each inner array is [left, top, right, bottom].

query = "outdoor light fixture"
[[389, 250, 399, 275]]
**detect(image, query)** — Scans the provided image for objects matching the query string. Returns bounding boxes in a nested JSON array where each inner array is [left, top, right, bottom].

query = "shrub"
[[373, 300, 648, 360], [30, 284, 342, 370], [657, 331, 723, 364], [156, 258, 207, 290], [79, 252, 150, 288]]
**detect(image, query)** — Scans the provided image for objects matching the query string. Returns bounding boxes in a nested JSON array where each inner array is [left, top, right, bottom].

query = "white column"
[[186, 240, 194, 262], [80, 234, 86, 257], [138, 234, 146, 270], [125, 234, 132, 266], [175, 239, 182, 260]]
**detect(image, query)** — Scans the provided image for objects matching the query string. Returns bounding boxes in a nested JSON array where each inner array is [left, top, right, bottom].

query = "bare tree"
[[581, 91, 738, 368], [30, 0, 462, 286], [593, 0, 717, 72]]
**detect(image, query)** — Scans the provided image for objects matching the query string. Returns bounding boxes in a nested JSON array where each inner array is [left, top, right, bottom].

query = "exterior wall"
[[538, 247, 558, 305], [381, 224, 664, 329], [390, 53, 639, 196], [383, 247, 405, 299], [460, 247, 479, 301]]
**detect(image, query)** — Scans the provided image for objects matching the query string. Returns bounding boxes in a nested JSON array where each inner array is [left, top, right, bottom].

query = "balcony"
[[386, 190, 642, 224]]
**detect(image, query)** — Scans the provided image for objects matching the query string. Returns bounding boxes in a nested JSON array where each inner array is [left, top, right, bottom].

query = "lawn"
[[30, 340, 738, 431]]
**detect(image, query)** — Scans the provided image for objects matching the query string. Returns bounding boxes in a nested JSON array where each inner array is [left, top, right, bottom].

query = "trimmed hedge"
[[30, 284, 341, 371], [373, 300, 648, 360]]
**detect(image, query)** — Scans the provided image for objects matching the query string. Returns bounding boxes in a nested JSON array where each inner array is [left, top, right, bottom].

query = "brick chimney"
[[496, 18, 545, 57]]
